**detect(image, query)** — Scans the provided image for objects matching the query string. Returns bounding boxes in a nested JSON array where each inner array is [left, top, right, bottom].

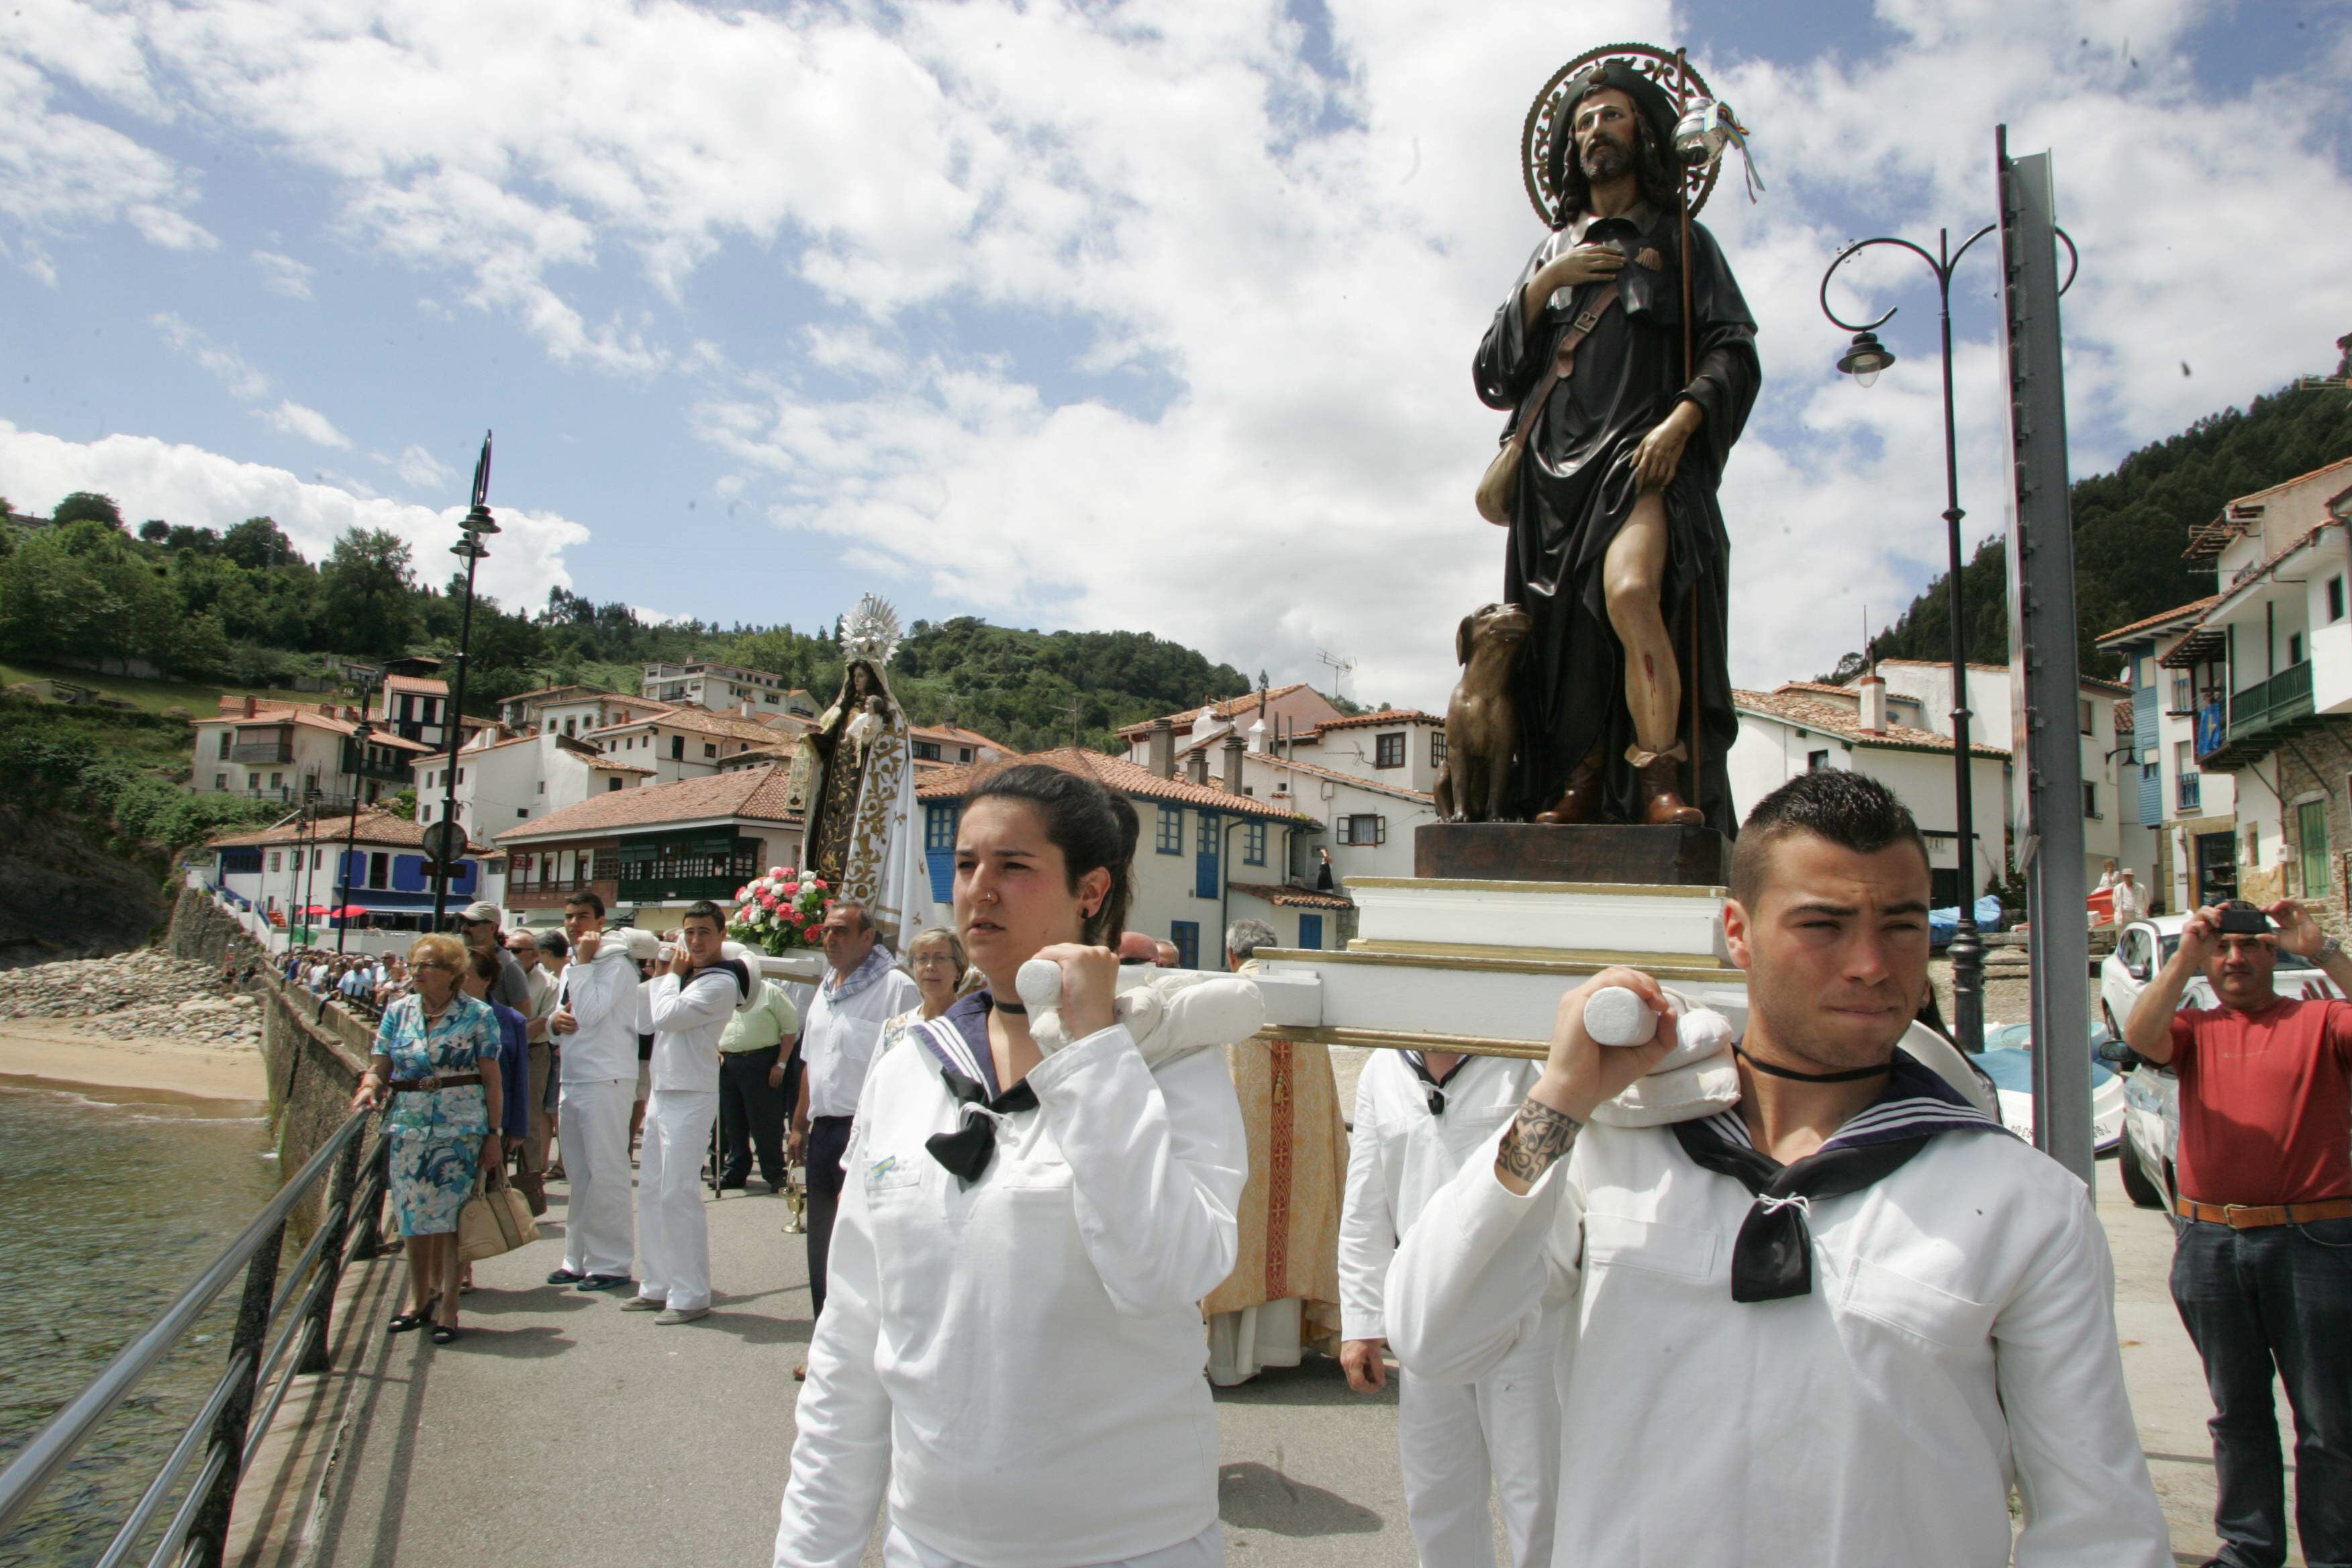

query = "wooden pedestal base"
[[1414, 822, 1730, 887]]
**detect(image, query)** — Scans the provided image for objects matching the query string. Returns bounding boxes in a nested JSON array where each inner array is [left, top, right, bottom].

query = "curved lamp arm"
[[1820, 222, 2077, 334]]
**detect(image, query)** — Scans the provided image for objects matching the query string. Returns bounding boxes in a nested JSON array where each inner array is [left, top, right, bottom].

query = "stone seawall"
[[170, 888, 381, 1236]]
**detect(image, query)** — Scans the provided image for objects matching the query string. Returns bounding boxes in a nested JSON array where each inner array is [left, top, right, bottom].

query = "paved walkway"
[[291, 1155, 2287, 1567]]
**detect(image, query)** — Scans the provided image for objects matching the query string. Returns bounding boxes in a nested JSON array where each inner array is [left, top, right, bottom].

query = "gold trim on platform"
[[1258, 1024, 1549, 1060], [1253, 946, 1745, 986], [1346, 876, 1727, 899], [1346, 938, 1727, 969]]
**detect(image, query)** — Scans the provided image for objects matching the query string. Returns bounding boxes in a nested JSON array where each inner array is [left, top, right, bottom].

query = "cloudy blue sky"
[[3, 0, 2347, 709]]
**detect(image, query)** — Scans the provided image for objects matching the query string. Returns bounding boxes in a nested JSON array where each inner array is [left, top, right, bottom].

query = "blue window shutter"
[[391, 855, 426, 891], [1298, 914, 1324, 950], [1195, 812, 1220, 899], [927, 848, 954, 903], [1170, 921, 1199, 969], [450, 859, 477, 894]]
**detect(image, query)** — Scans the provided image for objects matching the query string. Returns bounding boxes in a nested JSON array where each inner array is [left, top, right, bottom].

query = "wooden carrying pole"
[[1673, 50, 1703, 813]]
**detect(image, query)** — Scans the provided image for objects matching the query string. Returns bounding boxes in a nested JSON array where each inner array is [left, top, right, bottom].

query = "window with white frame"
[[1157, 804, 1183, 854], [1244, 822, 1267, 865]]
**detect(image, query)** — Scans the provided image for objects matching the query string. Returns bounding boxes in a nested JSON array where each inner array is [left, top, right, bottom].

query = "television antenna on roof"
[[1316, 648, 1356, 701]]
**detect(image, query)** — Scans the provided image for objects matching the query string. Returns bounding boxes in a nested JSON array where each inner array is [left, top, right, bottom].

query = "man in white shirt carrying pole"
[[1340, 1046, 1559, 1568], [546, 890, 642, 1293], [1387, 770, 2171, 1567], [622, 901, 756, 1325], [788, 899, 920, 1378]]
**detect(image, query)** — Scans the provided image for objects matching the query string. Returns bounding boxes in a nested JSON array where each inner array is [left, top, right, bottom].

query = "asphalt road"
[[307, 1149, 2282, 1567]]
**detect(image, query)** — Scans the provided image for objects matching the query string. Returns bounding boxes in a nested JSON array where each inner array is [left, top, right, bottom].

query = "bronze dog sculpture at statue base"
[[1432, 602, 1532, 822]]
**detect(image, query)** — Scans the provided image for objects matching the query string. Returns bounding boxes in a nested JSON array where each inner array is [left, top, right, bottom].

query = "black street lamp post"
[[336, 677, 378, 956], [1819, 224, 2075, 1055], [430, 434, 499, 931]]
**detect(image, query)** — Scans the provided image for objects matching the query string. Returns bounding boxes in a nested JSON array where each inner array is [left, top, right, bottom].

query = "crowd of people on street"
[[287, 754, 2352, 1568]]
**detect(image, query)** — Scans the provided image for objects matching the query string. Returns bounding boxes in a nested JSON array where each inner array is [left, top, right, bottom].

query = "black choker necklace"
[[990, 995, 1028, 1016], [1734, 1044, 1891, 1084]]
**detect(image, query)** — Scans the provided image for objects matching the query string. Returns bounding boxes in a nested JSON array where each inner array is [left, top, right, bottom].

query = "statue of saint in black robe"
[[1474, 200, 1759, 831]]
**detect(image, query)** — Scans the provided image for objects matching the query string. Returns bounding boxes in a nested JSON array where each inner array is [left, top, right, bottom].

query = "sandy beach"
[[0, 1018, 268, 1103]]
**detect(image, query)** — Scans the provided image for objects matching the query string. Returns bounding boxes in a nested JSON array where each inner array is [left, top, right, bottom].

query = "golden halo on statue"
[[1520, 42, 1719, 228]]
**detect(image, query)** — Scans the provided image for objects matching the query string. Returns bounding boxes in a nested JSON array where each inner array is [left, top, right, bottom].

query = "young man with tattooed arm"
[[1385, 770, 2169, 1567]]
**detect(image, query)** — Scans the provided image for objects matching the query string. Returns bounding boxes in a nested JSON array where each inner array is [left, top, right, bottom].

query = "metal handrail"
[[0, 1107, 385, 1568]]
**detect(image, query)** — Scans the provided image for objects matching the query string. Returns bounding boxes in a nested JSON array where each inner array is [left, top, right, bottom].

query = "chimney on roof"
[[1857, 671, 1888, 734], [1248, 716, 1271, 754], [1148, 718, 1175, 779], [242, 695, 256, 718], [1222, 733, 1245, 793], [740, 700, 753, 718], [1185, 747, 1209, 787]]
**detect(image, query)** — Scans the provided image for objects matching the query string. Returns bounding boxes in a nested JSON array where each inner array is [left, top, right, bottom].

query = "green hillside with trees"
[[1853, 371, 2352, 682], [0, 491, 1259, 761]]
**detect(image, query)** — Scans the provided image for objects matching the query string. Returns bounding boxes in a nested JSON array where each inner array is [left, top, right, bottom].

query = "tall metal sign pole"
[[1997, 128, 2094, 1185]]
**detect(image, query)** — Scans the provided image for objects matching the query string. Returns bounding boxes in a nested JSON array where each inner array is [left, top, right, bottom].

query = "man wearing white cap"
[[622, 902, 758, 1324], [545, 891, 642, 1292]]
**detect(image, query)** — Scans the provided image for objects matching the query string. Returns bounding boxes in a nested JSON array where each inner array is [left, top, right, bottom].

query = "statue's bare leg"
[[1604, 491, 1703, 826], [1603, 492, 1679, 751]]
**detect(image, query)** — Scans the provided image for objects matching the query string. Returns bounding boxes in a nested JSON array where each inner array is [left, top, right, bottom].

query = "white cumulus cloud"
[[260, 400, 353, 450]]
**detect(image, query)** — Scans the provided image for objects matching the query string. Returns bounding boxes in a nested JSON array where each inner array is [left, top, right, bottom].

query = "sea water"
[[0, 1079, 278, 1568]]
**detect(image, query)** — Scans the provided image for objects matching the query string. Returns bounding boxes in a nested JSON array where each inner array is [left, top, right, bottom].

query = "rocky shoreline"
[[0, 948, 262, 1047]]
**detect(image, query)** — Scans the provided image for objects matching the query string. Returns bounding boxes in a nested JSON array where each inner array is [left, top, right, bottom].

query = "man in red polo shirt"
[[2125, 897, 2352, 1568]]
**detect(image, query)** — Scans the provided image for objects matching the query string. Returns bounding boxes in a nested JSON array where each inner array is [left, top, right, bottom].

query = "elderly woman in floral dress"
[[351, 932, 505, 1345]]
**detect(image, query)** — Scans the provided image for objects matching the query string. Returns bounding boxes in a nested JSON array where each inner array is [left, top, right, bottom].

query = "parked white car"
[[2097, 914, 2341, 1038], [1972, 1026, 2126, 1153], [2101, 914, 2343, 1213]]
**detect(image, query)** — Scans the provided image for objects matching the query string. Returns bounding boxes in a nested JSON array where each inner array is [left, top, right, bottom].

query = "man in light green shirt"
[[718, 973, 799, 1191]]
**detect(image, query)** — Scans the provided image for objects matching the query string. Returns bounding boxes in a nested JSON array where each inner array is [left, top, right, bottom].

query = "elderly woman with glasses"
[[351, 932, 505, 1344], [876, 926, 975, 1057]]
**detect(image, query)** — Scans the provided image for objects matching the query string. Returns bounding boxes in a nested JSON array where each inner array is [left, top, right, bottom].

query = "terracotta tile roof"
[[1249, 751, 1434, 805], [1734, 689, 2008, 758], [583, 707, 781, 746], [383, 673, 448, 695], [501, 683, 620, 703], [1775, 681, 1856, 700], [917, 749, 1311, 820], [589, 759, 657, 776], [2094, 596, 2220, 648], [1312, 707, 1441, 732], [1227, 880, 1353, 910], [1118, 683, 1321, 736], [910, 720, 1014, 754], [205, 809, 486, 853], [495, 765, 802, 844]]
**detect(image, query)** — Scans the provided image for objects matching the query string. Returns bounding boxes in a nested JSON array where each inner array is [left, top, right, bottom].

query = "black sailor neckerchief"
[[914, 991, 1036, 1187], [1667, 1050, 2008, 1304], [1404, 1050, 1474, 1118]]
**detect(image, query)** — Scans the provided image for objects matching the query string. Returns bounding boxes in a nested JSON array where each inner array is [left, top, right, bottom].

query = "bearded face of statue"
[[1573, 87, 1639, 185]]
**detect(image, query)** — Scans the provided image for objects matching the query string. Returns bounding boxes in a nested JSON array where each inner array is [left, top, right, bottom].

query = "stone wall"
[[171, 887, 381, 1235], [2274, 719, 2352, 938], [168, 884, 268, 969]]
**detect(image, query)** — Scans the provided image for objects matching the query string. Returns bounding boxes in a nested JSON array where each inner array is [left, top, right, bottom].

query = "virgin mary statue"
[[781, 596, 933, 946]]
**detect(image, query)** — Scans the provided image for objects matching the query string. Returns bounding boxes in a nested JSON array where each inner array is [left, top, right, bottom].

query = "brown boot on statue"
[[1637, 755, 1704, 827], [1534, 746, 1606, 825]]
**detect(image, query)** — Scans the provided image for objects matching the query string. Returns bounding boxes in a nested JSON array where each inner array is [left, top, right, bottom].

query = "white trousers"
[[1396, 1324, 1560, 1568], [881, 1521, 1222, 1568], [634, 1087, 718, 1311], [558, 1077, 636, 1279]]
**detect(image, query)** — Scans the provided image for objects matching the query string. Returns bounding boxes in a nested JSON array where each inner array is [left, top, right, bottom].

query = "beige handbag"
[[458, 1163, 538, 1261], [1475, 281, 1620, 525]]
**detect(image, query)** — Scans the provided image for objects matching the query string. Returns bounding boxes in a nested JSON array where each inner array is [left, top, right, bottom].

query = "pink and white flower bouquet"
[[728, 866, 830, 954]]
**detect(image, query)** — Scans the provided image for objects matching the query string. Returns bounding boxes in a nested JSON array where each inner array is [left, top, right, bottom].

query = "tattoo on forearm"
[[1498, 1098, 1580, 1187]]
